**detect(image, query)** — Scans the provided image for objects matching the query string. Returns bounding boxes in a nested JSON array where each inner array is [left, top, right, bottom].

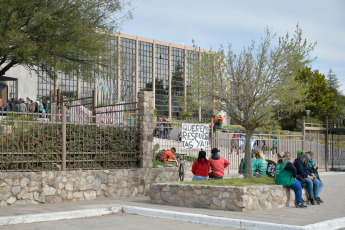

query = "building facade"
[[0, 32, 214, 120]]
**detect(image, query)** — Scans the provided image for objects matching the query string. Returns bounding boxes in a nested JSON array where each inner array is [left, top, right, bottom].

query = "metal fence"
[[152, 120, 307, 175], [0, 103, 139, 171]]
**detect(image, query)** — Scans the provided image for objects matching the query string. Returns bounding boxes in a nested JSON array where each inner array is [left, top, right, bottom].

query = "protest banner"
[[181, 123, 209, 149]]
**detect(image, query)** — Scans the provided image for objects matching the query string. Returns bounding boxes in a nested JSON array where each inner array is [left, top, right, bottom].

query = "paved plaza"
[[0, 172, 344, 229]]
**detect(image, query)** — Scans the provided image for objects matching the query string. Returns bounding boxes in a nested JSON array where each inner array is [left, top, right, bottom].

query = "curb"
[[0, 205, 122, 226], [122, 205, 303, 230], [0, 204, 344, 230]]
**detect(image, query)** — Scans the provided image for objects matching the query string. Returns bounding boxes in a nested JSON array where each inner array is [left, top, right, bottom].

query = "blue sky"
[[121, 0, 345, 92]]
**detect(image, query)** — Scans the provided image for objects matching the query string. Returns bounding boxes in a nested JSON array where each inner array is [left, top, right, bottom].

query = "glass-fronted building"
[[35, 33, 210, 120]]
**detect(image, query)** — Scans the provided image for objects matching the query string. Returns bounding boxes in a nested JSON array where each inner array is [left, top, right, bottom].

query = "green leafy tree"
[[326, 69, 340, 96], [326, 69, 345, 117], [0, 0, 132, 81], [192, 25, 315, 177], [296, 67, 339, 120]]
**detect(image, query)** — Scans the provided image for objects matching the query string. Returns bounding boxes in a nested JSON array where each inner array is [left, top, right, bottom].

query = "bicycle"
[[176, 153, 186, 182]]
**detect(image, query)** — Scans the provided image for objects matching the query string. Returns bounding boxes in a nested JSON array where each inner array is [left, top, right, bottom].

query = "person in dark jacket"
[[192, 150, 210, 181], [275, 152, 307, 208], [294, 153, 323, 205]]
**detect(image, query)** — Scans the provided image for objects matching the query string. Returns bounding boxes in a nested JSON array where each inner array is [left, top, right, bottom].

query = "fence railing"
[[0, 107, 140, 171]]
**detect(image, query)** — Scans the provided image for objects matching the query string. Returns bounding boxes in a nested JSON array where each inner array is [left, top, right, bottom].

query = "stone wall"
[[150, 183, 308, 212], [0, 168, 178, 207]]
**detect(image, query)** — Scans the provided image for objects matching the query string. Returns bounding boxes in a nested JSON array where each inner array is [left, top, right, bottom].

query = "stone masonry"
[[0, 168, 178, 207], [137, 91, 154, 168], [149, 183, 308, 212]]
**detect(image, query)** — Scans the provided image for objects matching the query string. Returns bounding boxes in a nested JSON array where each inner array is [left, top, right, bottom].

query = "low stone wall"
[[0, 168, 178, 207], [149, 183, 308, 212]]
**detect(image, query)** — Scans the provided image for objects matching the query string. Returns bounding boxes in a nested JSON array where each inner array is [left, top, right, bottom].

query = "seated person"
[[238, 152, 258, 176], [275, 152, 307, 208], [307, 151, 321, 182], [209, 148, 230, 179], [294, 153, 323, 205], [192, 150, 210, 181], [255, 151, 268, 177], [162, 147, 178, 167]]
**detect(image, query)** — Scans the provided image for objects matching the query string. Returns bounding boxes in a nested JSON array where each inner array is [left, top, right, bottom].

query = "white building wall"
[[3, 65, 38, 100]]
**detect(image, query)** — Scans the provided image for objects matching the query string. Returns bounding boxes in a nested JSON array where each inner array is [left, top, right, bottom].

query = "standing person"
[[272, 136, 278, 154], [275, 152, 307, 208], [38, 99, 44, 117], [0, 96, 3, 112], [255, 151, 268, 177], [162, 147, 178, 167], [230, 134, 239, 154], [212, 115, 217, 133], [209, 148, 230, 179], [19, 99, 27, 113], [294, 153, 323, 205], [192, 150, 210, 181]]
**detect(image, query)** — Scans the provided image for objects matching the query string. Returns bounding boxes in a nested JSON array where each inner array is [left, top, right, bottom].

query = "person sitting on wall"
[[255, 151, 268, 177], [294, 153, 323, 205], [307, 151, 321, 182], [209, 148, 230, 179], [275, 152, 307, 208], [293, 150, 304, 163], [192, 150, 210, 181], [162, 147, 178, 167]]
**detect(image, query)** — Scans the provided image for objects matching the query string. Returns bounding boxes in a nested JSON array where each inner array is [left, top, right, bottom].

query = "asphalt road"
[[2, 213, 239, 230]]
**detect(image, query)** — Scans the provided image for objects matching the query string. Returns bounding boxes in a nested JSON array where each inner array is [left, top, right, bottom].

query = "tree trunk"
[[244, 129, 254, 178]]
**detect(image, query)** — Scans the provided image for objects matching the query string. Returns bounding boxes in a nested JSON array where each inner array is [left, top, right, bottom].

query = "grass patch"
[[183, 177, 275, 187], [153, 158, 171, 168]]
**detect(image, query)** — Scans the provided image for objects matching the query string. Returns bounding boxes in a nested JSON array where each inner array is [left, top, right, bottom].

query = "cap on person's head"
[[297, 150, 304, 156], [211, 148, 220, 154], [171, 147, 176, 152]]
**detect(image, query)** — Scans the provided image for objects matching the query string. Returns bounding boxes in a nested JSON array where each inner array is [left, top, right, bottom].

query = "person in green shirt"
[[275, 152, 307, 208], [238, 152, 258, 176], [254, 151, 268, 177]]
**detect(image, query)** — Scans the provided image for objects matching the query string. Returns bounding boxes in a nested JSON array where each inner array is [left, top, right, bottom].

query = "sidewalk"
[[0, 172, 345, 229]]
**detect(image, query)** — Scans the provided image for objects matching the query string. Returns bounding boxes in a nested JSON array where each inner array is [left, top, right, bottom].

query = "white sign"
[[181, 123, 209, 149], [68, 101, 124, 125]]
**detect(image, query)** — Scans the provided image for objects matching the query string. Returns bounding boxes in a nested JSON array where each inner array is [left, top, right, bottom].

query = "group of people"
[[191, 148, 230, 180], [154, 117, 172, 139], [0, 97, 50, 116], [211, 114, 224, 132], [275, 150, 323, 208], [238, 150, 270, 177]]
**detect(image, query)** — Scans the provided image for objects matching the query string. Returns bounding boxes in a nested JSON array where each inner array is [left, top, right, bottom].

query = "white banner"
[[181, 123, 209, 149], [68, 101, 124, 125]]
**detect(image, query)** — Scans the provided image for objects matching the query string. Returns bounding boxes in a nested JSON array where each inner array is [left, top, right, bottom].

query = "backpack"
[[155, 149, 166, 162], [266, 160, 276, 177], [29, 103, 35, 112]]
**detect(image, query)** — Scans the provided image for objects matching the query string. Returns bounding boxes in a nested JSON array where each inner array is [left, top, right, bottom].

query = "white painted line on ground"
[[0, 206, 122, 226]]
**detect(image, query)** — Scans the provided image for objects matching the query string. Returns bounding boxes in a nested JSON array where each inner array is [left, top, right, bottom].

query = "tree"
[[193, 25, 316, 177], [326, 69, 345, 117], [0, 0, 132, 81], [326, 68, 340, 96], [296, 67, 339, 121]]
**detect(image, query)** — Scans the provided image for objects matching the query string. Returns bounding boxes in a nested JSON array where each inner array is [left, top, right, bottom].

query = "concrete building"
[[0, 32, 217, 121]]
